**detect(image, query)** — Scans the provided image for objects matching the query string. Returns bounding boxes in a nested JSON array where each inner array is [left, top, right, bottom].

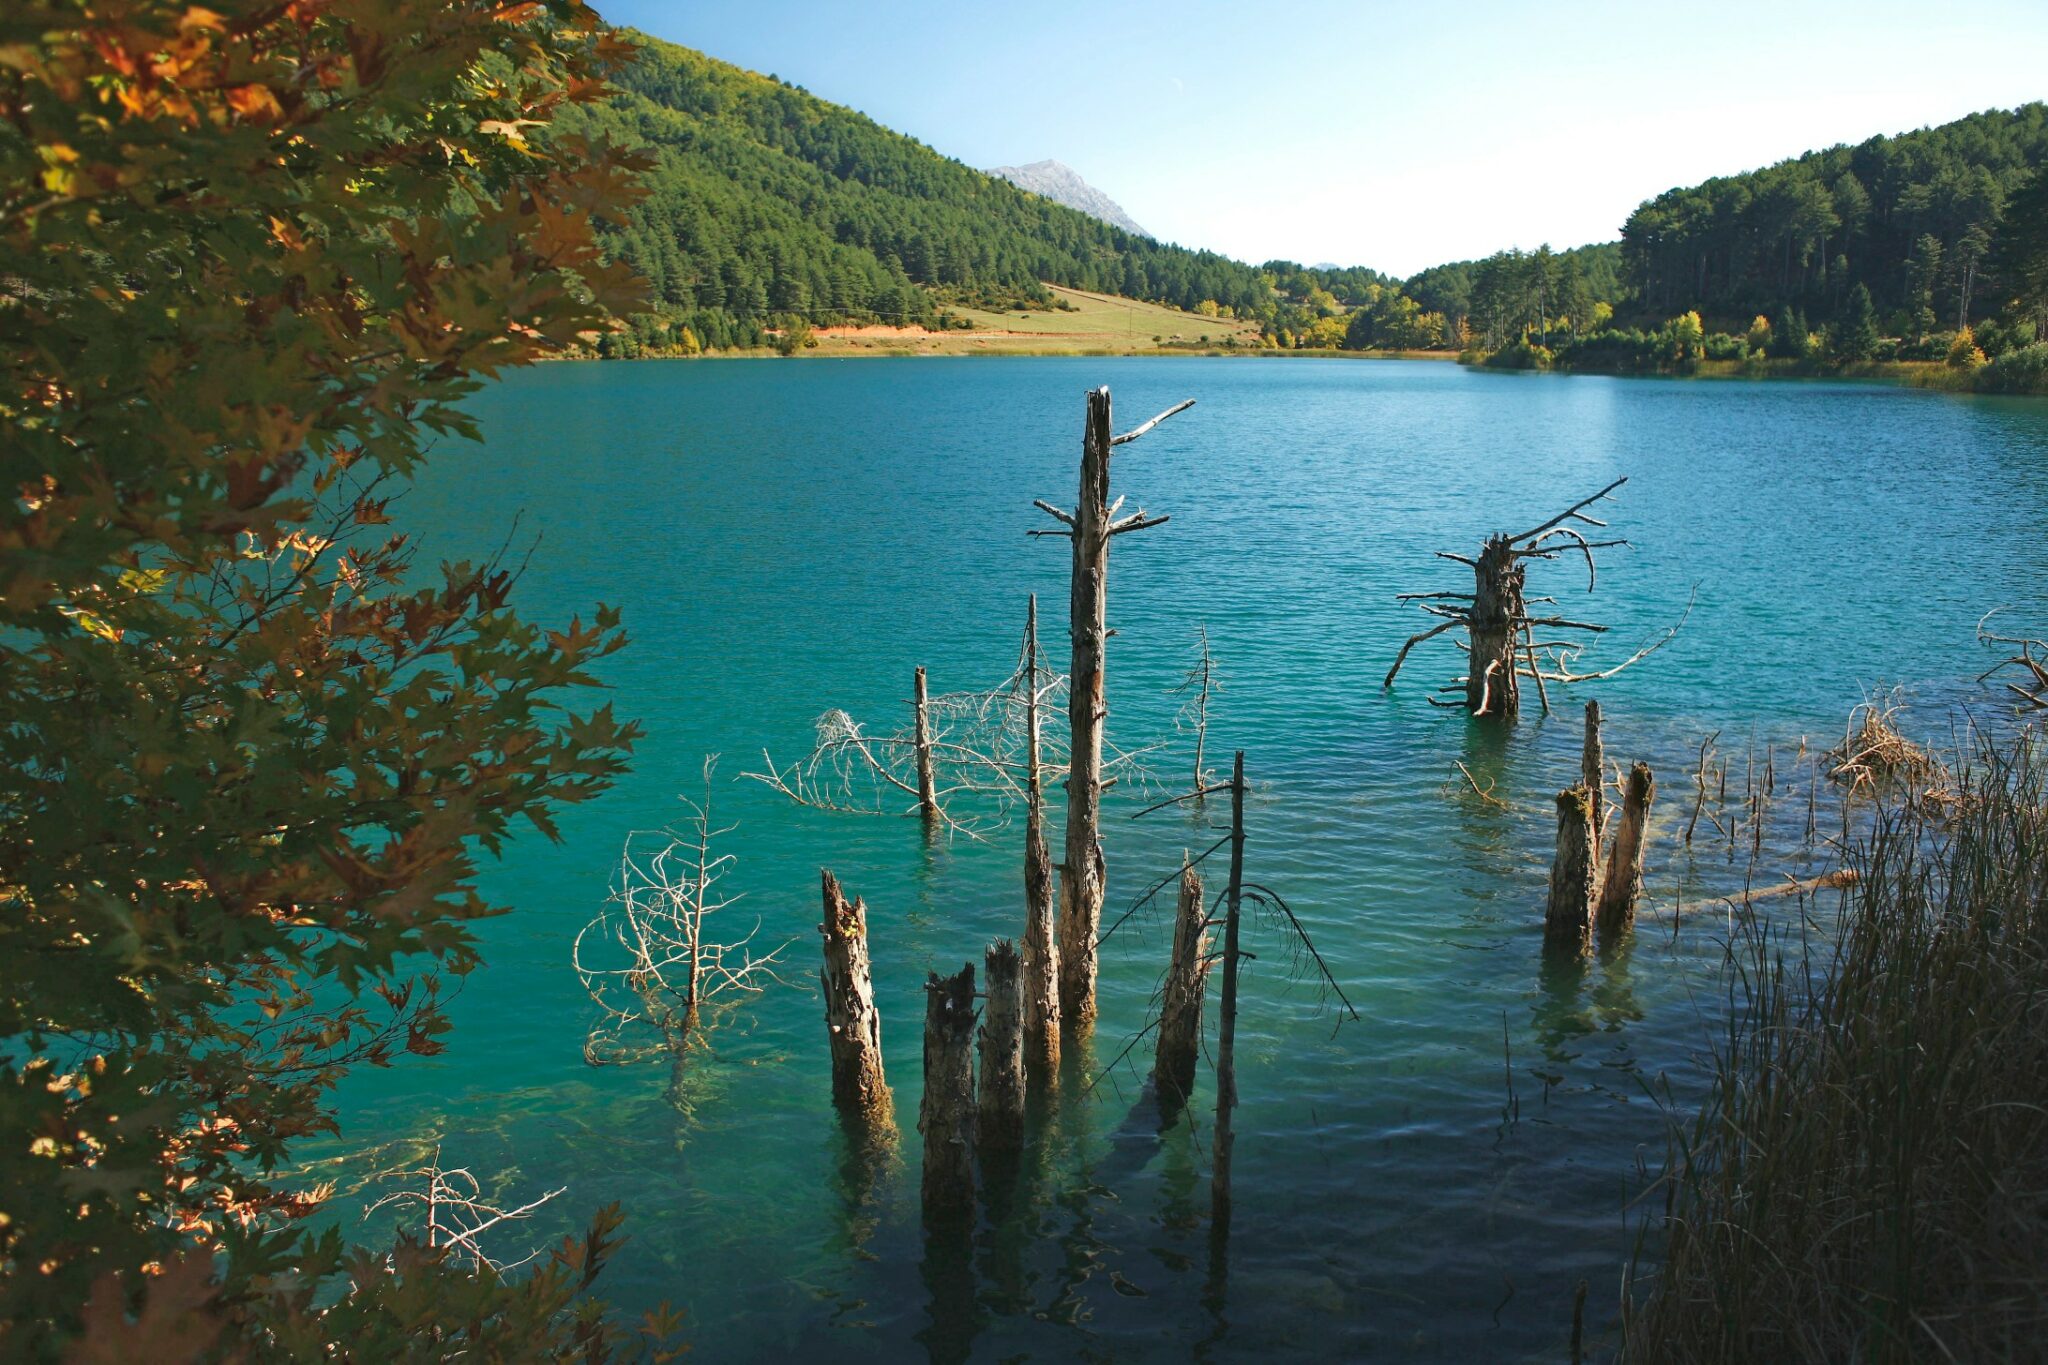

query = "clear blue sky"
[[597, 1, 2048, 277]]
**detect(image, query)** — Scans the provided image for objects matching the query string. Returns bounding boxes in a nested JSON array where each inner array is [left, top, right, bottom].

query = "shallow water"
[[327, 357, 2048, 1360]]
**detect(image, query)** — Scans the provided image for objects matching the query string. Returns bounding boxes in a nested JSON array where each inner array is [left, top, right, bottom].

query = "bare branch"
[[1506, 475, 1627, 544], [1032, 499, 1075, 527], [1110, 398, 1196, 445], [1383, 619, 1461, 689]]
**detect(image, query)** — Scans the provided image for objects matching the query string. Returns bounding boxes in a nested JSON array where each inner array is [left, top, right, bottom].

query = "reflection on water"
[[309, 358, 2048, 1361]]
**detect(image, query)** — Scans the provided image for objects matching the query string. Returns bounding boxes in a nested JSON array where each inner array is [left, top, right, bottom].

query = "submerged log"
[[1021, 595, 1062, 1074], [1597, 763, 1655, 934], [978, 941, 1026, 1154], [820, 870, 888, 1115], [1546, 785, 1598, 949], [1153, 855, 1208, 1112], [919, 964, 977, 1221]]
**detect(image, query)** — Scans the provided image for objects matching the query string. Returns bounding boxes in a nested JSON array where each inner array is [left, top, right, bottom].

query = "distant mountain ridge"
[[986, 159, 1152, 239]]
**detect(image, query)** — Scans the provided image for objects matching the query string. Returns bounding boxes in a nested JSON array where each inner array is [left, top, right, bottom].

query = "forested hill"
[[1618, 103, 2048, 330], [564, 33, 1281, 351]]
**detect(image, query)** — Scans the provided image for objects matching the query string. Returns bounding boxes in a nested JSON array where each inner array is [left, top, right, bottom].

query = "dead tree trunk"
[[1021, 595, 1062, 1074], [978, 940, 1026, 1154], [1212, 752, 1247, 1230], [1546, 785, 1598, 950], [1059, 390, 1112, 1031], [1032, 386, 1186, 1030], [1385, 478, 1689, 720], [1597, 763, 1655, 935], [1582, 699, 1605, 864], [1466, 535, 1527, 719], [820, 871, 888, 1115], [913, 665, 936, 820], [1153, 855, 1208, 1113], [920, 964, 977, 1223]]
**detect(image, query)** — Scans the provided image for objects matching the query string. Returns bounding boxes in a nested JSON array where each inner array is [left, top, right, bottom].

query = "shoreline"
[[542, 345, 2046, 395]]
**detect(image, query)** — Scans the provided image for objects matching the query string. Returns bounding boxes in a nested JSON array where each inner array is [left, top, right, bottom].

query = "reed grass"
[[1624, 725, 2048, 1362]]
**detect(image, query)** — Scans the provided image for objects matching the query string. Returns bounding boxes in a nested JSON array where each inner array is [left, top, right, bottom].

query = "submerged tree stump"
[[1022, 816, 1061, 1074], [1021, 594, 1062, 1075], [1597, 763, 1655, 935], [1467, 534, 1529, 719], [920, 964, 978, 1221], [1212, 753, 1247, 1229], [1153, 856, 1209, 1112], [913, 665, 936, 821], [978, 941, 1026, 1154], [1546, 785, 1598, 950], [820, 870, 888, 1115], [1582, 700, 1605, 860]]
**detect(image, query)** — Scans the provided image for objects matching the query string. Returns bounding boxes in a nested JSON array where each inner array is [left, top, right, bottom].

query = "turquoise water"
[[333, 358, 2048, 1360]]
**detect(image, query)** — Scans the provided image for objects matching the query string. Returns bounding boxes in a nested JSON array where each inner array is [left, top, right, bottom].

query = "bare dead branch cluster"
[[1978, 608, 2048, 710], [1383, 477, 1690, 720], [574, 758, 792, 1079], [363, 1148, 566, 1275], [1824, 691, 1954, 811], [744, 617, 1158, 840]]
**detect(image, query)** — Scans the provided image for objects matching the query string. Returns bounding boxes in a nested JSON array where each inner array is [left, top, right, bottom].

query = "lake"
[[328, 356, 2048, 1360]]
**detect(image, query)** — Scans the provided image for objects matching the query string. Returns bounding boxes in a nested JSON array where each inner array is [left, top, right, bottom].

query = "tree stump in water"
[[1153, 856, 1208, 1114], [1467, 534, 1528, 719], [1582, 700, 1605, 861], [1386, 478, 1691, 720], [978, 941, 1026, 1154], [920, 964, 977, 1222], [1058, 389, 1114, 1031], [1546, 785, 1598, 950], [1597, 762, 1655, 935], [1022, 816, 1061, 1074], [912, 665, 936, 821], [1021, 594, 1062, 1075], [820, 870, 888, 1116], [1032, 387, 1186, 1030]]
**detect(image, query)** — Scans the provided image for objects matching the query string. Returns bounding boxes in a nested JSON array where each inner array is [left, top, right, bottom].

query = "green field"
[[811, 284, 1265, 355]]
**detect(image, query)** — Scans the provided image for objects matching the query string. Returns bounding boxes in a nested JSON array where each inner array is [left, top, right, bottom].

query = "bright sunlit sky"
[[598, 1, 2048, 277]]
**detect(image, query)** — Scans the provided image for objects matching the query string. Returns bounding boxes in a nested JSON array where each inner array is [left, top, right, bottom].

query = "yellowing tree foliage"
[[0, 2, 670, 1357]]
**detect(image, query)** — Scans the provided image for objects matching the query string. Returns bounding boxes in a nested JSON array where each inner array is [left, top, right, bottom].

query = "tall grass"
[[1624, 727, 2048, 1362]]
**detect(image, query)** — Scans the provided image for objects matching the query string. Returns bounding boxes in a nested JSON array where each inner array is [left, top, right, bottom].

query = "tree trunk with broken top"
[[1154, 855, 1208, 1113], [913, 665, 936, 820], [820, 870, 888, 1115], [1546, 785, 1598, 950], [1021, 598, 1061, 1073], [1597, 762, 1655, 934], [979, 940, 1026, 1153], [1467, 534, 1528, 719], [1212, 752, 1247, 1228], [1582, 700, 1605, 861], [1058, 389, 1113, 1030], [920, 963, 977, 1222]]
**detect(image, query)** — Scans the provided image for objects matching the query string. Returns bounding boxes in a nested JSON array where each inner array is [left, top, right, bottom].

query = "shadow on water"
[[1531, 931, 1646, 1072], [917, 1210, 982, 1364], [829, 1105, 902, 1258], [1450, 719, 1523, 904]]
